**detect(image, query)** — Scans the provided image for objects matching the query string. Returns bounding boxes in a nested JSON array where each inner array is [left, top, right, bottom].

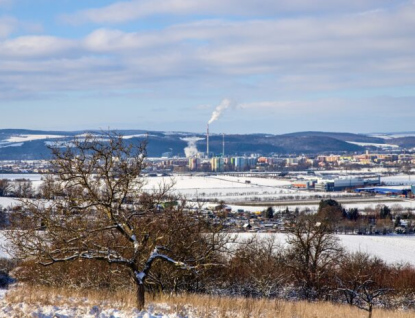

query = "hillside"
[[387, 136, 415, 148], [282, 131, 386, 143], [0, 129, 399, 160]]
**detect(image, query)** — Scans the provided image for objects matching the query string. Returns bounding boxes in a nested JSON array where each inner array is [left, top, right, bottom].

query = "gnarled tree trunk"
[[137, 282, 145, 310]]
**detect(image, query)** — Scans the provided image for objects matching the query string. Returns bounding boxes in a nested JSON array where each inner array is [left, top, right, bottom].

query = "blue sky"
[[0, 0, 415, 134]]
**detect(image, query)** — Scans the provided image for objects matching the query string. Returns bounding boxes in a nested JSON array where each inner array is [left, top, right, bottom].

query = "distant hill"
[[0, 128, 409, 160], [387, 137, 415, 148], [282, 131, 386, 143]]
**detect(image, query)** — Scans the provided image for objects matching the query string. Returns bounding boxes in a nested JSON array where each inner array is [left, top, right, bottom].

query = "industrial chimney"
[[206, 124, 210, 158], [222, 133, 225, 157]]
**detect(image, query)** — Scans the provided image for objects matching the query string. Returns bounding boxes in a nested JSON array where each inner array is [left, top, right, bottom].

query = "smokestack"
[[222, 133, 225, 157], [206, 124, 210, 158]]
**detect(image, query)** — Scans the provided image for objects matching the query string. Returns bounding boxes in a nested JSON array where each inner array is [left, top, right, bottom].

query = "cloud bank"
[[0, 0, 414, 133]]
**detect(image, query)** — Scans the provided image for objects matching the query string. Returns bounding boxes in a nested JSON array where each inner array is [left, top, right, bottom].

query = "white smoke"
[[208, 98, 234, 125], [182, 137, 204, 158]]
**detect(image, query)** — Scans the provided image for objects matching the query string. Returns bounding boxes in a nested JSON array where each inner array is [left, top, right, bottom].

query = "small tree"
[[226, 236, 287, 298], [317, 199, 343, 225], [265, 206, 274, 219], [337, 252, 391, 318], [347, 208, 359, 221], [7, 132, 221, 310], [0, 179, 11, 197], [379, 205, 391, 220], [11, 179, 33, 198]]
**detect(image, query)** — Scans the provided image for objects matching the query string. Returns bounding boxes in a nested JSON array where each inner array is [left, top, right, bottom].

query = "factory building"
[[291, 180, 316, 189], [314, 176, 380, 192], [315, 181, 335, 192]]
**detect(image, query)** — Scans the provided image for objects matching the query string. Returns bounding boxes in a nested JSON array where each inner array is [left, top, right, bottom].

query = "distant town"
[[1, 149, 415, 193]]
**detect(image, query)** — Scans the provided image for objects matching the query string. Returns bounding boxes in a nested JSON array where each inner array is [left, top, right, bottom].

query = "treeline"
[[10, 212, 415, 317], [315, 199, 415, 235], [0, 178, 34, 198], [261, 199, 415, 235]]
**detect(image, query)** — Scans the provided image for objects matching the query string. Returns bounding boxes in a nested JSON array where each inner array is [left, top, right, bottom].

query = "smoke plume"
[[182, 137, 204, 158], [208, 98, 233, 124]]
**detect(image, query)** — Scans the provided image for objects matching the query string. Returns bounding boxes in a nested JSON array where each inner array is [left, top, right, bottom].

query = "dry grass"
[[156, 294, 415, 318], [5, 285, 415, 318], [5, 285, 137, 309]]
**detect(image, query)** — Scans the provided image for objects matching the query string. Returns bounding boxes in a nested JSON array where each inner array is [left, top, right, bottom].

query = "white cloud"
[[1, 2, 415, 102], [63, 0, 400, 24], [0, 36, 77, 58]]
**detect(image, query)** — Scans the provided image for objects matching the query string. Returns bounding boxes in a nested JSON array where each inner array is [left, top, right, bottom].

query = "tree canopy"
[[7, 132, 224, 309]]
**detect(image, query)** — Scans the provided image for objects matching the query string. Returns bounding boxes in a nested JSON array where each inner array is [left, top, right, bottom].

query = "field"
[[1, 173, 415, 317], [143, 174, 364, 202], [1, 285, 415, 318], [1, 174, 415, 265]]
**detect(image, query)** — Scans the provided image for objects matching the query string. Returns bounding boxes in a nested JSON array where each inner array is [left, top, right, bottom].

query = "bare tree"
[[338, 280, 390, 318], [0, 179, 11, 197], [11, 179, 33, 198], [6, 132, 221, 309], [226, 236, 287, 298], [337, 252, 391, 318], [286, 215, 343, 299]]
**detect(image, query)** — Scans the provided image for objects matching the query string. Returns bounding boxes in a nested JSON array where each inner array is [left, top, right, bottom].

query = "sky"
[[0, 0, 415, 135]]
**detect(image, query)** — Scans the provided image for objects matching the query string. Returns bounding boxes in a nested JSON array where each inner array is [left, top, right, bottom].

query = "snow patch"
[[123, 134, 155, 139], [6, 135, 65, 143], [0, 142, 24, 148], [346, 141, 399, 149], [0, 290, 187, 318], [370, 133, 415, 139]]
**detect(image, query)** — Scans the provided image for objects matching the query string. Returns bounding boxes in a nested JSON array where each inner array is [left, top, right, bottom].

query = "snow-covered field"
[[236, 233, 415, 265], [2, 173, 414, 202], [143, 175, 294, 201], [228, 199, 415, 214], [142, 175, 359, 202], [0, 198, 19, 209], [0, 174, 43, 181], [337, 234, 415, 265], [0, 173, 412, 213], [0, 174, 414, 266], [144, 175, 291, 190]]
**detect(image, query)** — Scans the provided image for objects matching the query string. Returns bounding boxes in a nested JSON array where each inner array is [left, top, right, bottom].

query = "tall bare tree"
[[6, 132, 222, 309], [286, 215, 343, 299]]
